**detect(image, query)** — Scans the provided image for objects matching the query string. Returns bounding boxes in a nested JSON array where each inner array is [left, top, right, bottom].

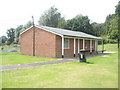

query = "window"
[[64, 38, 69, 49]]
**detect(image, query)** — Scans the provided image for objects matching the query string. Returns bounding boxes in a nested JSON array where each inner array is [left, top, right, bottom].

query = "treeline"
[[0, 21, 33, 45], [0, 2, 119, 45]]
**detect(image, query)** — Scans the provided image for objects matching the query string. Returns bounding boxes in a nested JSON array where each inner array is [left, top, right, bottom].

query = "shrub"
[[105, 39, 117, 44]]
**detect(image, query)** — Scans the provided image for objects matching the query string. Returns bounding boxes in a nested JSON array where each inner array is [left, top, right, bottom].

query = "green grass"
[[1, 43, 118, 66], [98, 43, 118, 51], [0, 45, 58, 66], [1, 44, 118, 88], [0, 44, 20, 51], [2, 53, 118, 88], [1, 52, 58, 66]]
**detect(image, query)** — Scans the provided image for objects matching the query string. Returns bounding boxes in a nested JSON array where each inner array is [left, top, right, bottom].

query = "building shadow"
[[78, 61, 94, 64], [86, 62, 94, 64]]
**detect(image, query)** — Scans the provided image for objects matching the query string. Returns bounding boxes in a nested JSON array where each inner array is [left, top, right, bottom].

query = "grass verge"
[[1, 52, 59, 66], [98, 43, 118, 51], [2, 53, 118, 88]]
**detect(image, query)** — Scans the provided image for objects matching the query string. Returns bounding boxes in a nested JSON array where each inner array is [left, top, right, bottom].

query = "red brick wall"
[[55, 38, 97, 58], [55, 36, 75, 57], [56, 38, 77, 57], [92, 40, 95, 50], [20, 26, 97, 58], [55, 35, 62, 57], [85, 40, 90, 50], [79, 39, 96, 50], [64, 38, 74, 57], [80, 39, 83, 49], [35, 27, 56, 58], [20, 27, 56, 58], [20, 27, 33, 56]]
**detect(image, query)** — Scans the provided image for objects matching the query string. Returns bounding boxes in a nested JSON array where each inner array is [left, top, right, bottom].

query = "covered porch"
[[61, 36, 104, 58]]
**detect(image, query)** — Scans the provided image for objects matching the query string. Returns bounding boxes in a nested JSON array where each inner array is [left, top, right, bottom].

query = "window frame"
[[64, 38, 69, 49]]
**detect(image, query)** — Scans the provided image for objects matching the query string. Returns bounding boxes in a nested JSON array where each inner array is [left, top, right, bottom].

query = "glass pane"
[[64, 38, 69, 48]]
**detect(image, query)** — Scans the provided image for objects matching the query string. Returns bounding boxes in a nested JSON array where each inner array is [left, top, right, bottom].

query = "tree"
[[15, 25, 24, 43], [5, 21, 33, 45], [101, 1, 120, 44], [24, 21, 32, 29], [115, 1, 120, 47], [0, 36, 7, 45], [14, 21, 32, 44], [38, 6, 65, 28], [91, 22, 104, 37], [115, 1, 120, 16], [57, 19, 67, 29], [6, 28, 15, 44], [64, 14, 94, 35]]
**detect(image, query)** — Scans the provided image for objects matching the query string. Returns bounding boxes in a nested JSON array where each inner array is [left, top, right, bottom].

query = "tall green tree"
[[38, 6, 65, 27], [115, 1, 120, 16], [5, 20, 32, 45], [6, 28, 15, 44], [91, 22, 105, 37], [115, 1, 120, 47], [14, 21, 32, 44], [57, 19, 67, 29], [64, 15, 94, 35], [104, 14, 118, 42], [15, 25, 24, 43], [23, 21, 32, 29]]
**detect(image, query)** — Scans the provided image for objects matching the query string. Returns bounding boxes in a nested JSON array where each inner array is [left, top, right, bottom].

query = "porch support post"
[[74, 38, 76, 57], [83, 39, 85, 50], [90, 40, 92, 54], [102, 39, 104, 53], [95, 40, 98, 53], [62, 36, 64, 58], [96, 40, 98, 51], [78, 39, 80, 54]]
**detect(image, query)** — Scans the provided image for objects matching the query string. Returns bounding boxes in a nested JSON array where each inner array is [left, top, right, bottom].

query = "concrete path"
[[0, 51, 117, 71]]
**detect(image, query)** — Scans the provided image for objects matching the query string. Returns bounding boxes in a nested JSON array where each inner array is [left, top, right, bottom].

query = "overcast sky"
[[0, 0, 118, 37]]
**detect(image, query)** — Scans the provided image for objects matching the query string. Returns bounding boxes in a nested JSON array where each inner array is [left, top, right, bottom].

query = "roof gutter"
[[63, 35, 103, 40]]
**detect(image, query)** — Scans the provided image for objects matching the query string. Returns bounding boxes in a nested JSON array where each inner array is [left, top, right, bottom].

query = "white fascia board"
[[20, 25, 34, 36], [20, 25, 63, 37], [64, 36, 102, 40], [35, 25, 63, 37]]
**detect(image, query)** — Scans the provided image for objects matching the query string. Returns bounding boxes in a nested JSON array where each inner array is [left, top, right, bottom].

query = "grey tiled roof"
[[37, 25, 102, 40]]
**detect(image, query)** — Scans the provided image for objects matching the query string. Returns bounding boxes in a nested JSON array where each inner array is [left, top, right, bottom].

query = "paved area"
[[0, 51, 117, 71]]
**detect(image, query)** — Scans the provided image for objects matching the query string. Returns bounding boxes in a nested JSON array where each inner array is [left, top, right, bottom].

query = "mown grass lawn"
[[0, 43, 118, 66], [0, 45, 58, 66], [1, 52, 59, 66], [98, 43, 118, 51], [1, 44, 118, 88], [2, 53, 118, 88]]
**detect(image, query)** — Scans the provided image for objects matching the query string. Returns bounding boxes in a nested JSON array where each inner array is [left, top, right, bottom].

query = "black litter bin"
[[79, 50, 87, 62]]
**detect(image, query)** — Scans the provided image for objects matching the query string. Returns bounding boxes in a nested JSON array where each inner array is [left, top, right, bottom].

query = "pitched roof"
[[36, 25, 102, 40]]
